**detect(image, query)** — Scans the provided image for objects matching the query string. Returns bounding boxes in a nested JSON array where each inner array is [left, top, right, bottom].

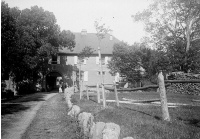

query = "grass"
[[72, 91, 200, 139]]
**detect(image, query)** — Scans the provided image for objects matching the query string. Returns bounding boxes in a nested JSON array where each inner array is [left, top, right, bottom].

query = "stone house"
[[44, 30, 120, 91]]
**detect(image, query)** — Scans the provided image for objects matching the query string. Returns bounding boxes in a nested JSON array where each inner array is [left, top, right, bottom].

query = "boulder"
[[64, 90, 71, 99], [102, 123, 120, 139], [78, 112, 94, 136], [91, 122, 106, 139], [64, 87, 74, 99], [67, 105, 80, 118], [66, 99, 73, 109], [89, 122, 96, 138], [123, 137, 134, 139], [157, 88, 160, 93], [137, 90, 142, 93]]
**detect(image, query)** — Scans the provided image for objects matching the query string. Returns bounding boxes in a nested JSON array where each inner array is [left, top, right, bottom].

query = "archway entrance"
[[46, 71, 63, 91]]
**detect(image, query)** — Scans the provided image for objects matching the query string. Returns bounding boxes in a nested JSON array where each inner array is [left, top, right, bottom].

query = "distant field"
[[73, 91, 200, 139]]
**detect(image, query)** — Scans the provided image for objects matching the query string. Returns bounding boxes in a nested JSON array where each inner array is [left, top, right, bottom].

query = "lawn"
[[72, 91, 200, 139]]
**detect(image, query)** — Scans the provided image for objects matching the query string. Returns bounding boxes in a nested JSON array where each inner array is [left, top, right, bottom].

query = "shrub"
[[6, 89, 14, 99], [1, 91, 7, 99], [17, 81, 36, 95], [1, 81, 7, 92]]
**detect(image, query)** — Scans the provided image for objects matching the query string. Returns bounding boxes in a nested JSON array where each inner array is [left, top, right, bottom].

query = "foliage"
[[132, 0, 200, 73], [16, 81, 36, 95], [1, 1, 17, 79], [108, 42, 143, 82], [94, 19, 111, 41], [108, 42, 172, 82], [77, 46, 94, 89], [78, 46, 94, 63], [139, 47, 171, 78], [1, 2, 75, 93], [94, 19, 111, 84]]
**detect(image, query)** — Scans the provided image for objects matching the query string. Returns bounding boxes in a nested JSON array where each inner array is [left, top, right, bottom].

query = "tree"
[[108, 42, 143, 83], [1, 1, 17, 80], [132, 0, 200, 73], [78, 46, 94, 86], [94, 19, 111, 83], [138, 46, 171, 81], [108, 42, 171, 84], [1, 3, 76, 93], [77, 46, 94, 98]]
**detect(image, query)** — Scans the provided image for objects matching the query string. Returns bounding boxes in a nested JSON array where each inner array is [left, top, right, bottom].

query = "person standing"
[[59, 80, 63, 93]]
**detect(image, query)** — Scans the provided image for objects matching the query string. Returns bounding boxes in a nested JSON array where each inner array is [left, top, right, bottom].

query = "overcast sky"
[[4, 0, 151, 45]]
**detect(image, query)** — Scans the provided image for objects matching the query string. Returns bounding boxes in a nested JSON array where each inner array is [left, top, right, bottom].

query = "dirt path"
[[21, 93, 82, 139], [1, 92, 57, 139]]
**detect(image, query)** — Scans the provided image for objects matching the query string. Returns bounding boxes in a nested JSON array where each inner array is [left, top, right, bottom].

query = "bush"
[[6, 89, 14, 99], [41, 88, 46, 92], [17, 81, 36, 95], [1, 91, 7, 99], [1, 81, 7, 92]]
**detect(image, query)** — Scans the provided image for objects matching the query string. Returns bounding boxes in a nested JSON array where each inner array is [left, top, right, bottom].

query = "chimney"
[[81, 29, 87, 36], [110, 30, 113, 40]]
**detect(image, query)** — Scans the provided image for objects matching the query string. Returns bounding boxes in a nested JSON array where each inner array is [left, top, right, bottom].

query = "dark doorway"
[[46, 72, 62, 91]]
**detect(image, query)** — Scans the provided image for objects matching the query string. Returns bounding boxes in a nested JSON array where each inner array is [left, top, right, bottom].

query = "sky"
[[4, 0, 152, 45]]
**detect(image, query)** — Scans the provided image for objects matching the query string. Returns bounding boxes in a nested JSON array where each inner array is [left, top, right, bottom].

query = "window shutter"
[[57, 56, 60, 64], [65, 56, 67, 65], [105, 56, 108, 64], [84, 71, 88, 81], [48, 58, 52, 64], [74, 56, 77, 64], [84, 59, 86, 65], [96, 56, 99, 64]]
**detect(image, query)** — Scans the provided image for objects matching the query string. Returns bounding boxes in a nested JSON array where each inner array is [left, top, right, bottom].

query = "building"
[[44, 30, 120, 91]]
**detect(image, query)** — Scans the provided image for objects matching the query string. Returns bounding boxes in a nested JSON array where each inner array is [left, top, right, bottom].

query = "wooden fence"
[[80, 71, 200, 122]]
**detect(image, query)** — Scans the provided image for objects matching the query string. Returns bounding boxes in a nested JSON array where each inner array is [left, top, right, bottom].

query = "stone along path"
[[22, 93, 81, 139]]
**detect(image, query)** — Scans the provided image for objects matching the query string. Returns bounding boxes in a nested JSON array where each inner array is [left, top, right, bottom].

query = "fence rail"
[[81, 75, 200, 122], [165, 80, 200, 83]]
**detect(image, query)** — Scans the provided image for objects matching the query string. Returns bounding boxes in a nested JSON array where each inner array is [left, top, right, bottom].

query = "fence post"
[[102, 84, 106, 108], [97, 83, 100, 103], [86, 85, 89, 100], [158, 71, 170, 121], [80, 80, 83, 100], [114, 81, 119, 107]]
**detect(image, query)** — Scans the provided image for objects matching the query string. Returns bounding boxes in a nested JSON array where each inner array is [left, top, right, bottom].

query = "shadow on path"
[[1, 104, 30, 115], [1, 91, 58, 115], [1, 91, 58, 139]]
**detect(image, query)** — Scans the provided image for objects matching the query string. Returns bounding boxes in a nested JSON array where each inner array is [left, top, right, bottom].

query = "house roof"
[[59, 32, 121, 55]]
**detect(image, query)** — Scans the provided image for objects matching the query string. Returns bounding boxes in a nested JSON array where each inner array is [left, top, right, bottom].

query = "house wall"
[[47, 54, 115, 90], [78, 55, 115, 87]]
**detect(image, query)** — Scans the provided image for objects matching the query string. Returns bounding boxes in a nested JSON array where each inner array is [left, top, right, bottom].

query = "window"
[[83, 59, 86, 65], [101, 57, 105, 65], [64, 56, 68, 65], [84, 71, 88, 81], [48, 55, 60, 64], [96, 56, 110, 65], [105, 56, 110, 64], [97, 71, 106, 75], [96, 56, 99, 64], [74, 56, 78, 64]]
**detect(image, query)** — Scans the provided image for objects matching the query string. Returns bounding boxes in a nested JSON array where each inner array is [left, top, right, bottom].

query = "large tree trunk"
[[184, 17, 196, 72]]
